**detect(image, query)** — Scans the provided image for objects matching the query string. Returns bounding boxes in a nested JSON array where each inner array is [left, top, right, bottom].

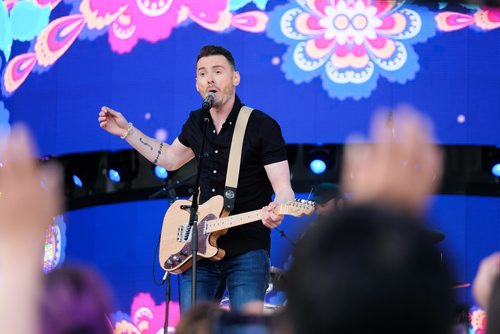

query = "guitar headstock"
[[275, 199, 316, 217]]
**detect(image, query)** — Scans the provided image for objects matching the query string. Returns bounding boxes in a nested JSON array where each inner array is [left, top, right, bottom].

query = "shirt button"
[[212, 130, 216, 134], [215, 150, 219, 154], [213, 170, 217, 174], [229, 121, 232, 125], [212, 188, 216, 192]]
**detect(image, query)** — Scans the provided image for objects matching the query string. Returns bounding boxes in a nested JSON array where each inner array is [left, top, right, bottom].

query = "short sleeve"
[[258, 116, 288, 166], [177, 111, 197, 148]]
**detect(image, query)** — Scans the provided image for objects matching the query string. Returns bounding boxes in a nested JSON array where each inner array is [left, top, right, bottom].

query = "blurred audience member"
[[473, 252, 500, 310], [287, 108, 454, 334], [311, 182, 344, 217], [0, 125, 62, 334], [176, 302, 223, 334], [288, 204, 453, 334], [341, 108, 442, 217], [473, 252, 500, 334], [176, 300, 292, 334], [40, 265, 114, 334], [451, 304, 470, 334], [0, 126, 113, 334]]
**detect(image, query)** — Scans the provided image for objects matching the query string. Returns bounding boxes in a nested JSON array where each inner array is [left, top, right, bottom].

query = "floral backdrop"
[[1, 0, 499, 100]]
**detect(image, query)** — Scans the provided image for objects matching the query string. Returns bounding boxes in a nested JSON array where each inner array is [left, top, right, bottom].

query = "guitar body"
[[159, 195, 227, 274], [159, 195, 315, 274]]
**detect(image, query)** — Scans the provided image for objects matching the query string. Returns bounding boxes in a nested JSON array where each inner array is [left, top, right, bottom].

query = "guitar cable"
[[152, 232, 182, 322]]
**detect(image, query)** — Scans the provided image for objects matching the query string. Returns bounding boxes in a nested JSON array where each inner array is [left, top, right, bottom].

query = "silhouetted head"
[[312, 182, 344, 217], [288, 204, 453, 334], [176, 302, 223, 334], [40, 265, 113, 334]]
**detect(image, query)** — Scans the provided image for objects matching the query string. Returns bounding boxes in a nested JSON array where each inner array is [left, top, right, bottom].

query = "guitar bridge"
[[177, 224, 192, 243]]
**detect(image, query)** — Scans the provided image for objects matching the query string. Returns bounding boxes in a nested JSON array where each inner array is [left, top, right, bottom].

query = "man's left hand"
[[261, 202, 284, 229]]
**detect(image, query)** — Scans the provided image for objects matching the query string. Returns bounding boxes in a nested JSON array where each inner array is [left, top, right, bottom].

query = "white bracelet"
[[120, 122, 133, 139]]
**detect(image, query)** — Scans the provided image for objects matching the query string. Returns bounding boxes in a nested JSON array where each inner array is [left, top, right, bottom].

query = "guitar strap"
[[221, 105, 253, 217]]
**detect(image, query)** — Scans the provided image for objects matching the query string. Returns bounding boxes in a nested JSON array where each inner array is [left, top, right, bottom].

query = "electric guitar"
[[159, 195, 315, 273]]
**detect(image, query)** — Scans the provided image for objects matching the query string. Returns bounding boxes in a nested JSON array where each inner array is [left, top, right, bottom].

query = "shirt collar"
[[202, 95, 243, 131], [225, 94, 243, 127]]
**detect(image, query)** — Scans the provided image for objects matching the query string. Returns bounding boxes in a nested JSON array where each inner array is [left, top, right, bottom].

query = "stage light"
[[106, 150, 139, 186], [482, 147, 500, 179], [108, 169, 121, 183], [58, 152, 105, 200], [154, 166, 168, 180], [303, 145, 337, 177], [72, 175, 83, 188], [310, 159, 327, 175], [492, 163, 500, 177]]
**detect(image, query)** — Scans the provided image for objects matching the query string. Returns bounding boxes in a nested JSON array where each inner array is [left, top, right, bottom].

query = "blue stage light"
[[108, 169, 121, 183], [154, 166, 168, 179], [72, 175, 83, 188], [310, 159, 327, 174], [492, 163, 500, 177]]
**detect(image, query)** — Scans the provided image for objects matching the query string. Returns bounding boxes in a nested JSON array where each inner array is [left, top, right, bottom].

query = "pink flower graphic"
[[80, 0, 233, 54], [267, 0, 436, 100], [436, 7, 500, 32]]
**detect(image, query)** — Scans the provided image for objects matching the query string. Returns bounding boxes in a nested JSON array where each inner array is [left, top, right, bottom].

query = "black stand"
[[150, 173, 197, 334], [163, 271, 170, 333], [182, 113, 211, 307]]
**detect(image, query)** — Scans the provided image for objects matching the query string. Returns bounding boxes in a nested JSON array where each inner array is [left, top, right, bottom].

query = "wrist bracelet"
[[120, 122, 133, 139]]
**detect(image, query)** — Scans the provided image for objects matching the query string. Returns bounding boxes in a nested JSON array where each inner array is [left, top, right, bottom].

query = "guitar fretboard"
[[203, 200, 314, 234], [204, 209, 262, 233]]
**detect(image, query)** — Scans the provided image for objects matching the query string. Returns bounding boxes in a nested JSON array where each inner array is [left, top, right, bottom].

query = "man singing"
[[98, 45, 294, 311]]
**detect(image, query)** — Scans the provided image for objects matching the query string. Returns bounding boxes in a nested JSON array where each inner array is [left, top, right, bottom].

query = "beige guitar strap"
[[221, 105, 253, 217]]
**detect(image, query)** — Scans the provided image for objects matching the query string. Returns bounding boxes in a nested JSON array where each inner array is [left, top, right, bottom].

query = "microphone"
[[202, 92, 216, 110]]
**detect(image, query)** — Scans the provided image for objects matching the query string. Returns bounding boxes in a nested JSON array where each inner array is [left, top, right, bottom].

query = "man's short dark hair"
[[197, 45, 236, 70], [288, 204, 453, 334]]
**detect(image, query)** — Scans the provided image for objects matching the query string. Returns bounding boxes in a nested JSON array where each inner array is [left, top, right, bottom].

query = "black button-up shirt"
[[178, 95, 288, 257]]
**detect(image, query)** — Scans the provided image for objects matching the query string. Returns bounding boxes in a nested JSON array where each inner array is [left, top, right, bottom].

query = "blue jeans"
[[180, 249, 270, 312]]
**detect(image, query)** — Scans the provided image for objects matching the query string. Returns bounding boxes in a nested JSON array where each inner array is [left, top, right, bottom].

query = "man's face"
[[196, 55, 240, 108]]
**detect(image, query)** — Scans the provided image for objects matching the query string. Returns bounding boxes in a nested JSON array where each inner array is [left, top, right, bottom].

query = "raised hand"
[[0, 124, 62, 248], [98, 106, 130, 137], [0, 124, 63, 334], [341, 106, 442, 216], [473, 252, 500, 310]]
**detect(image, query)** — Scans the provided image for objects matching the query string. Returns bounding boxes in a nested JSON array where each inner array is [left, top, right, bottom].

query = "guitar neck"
[[205, 209, 262, 234], [203, 200, 315, 234]]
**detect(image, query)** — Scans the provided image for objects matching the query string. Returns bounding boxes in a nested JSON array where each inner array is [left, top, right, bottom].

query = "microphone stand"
[[185, 108, 211, 307], [153, 173, 196, 334], [163, 271, 170, 334]]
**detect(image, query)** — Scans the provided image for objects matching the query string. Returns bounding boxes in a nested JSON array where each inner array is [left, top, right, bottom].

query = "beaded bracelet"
[[120, 122, 133, 139]]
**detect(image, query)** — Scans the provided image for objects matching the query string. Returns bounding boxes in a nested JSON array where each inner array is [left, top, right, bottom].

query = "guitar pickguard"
[[163, 213, 218, 271]]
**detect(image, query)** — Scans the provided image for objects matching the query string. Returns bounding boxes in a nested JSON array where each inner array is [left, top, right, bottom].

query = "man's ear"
[[233, 71, 240, 87]]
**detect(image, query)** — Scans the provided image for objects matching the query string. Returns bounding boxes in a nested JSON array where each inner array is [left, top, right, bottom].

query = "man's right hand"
[[98, 106, 129, 137]]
